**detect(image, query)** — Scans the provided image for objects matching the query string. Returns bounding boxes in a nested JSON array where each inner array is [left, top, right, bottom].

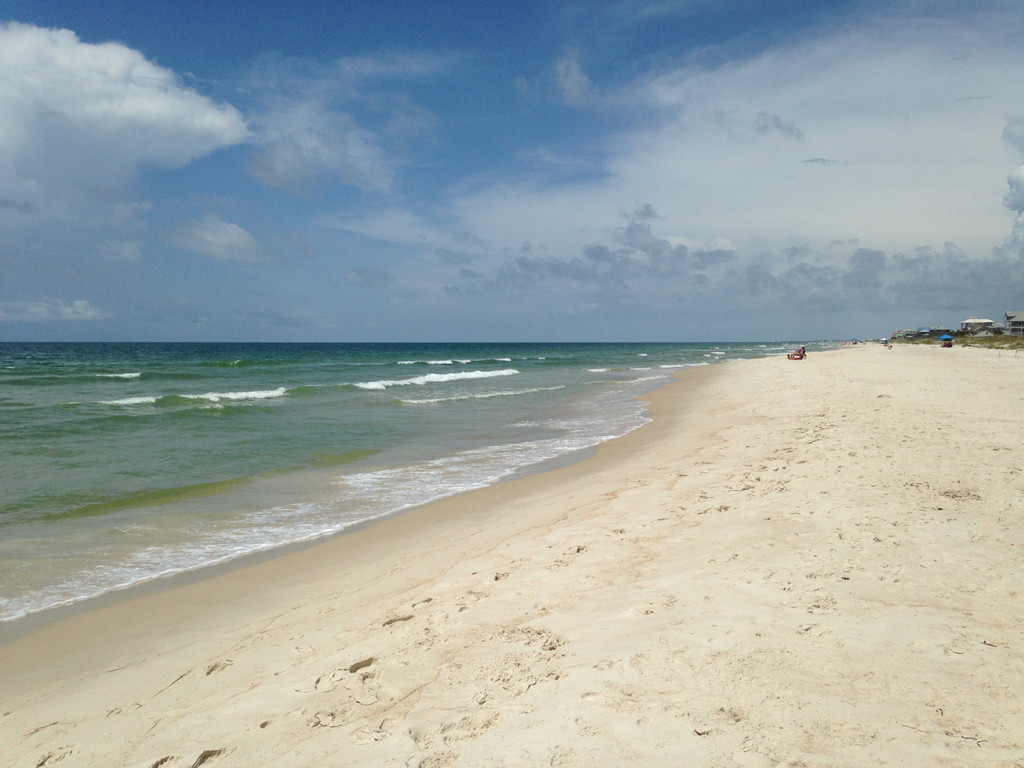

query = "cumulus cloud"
[[998, 163, 1024, 258], [1003, 164, 1024, 214], [0, 299, 109, 322], [425, 190, 1022, 338], [169, 215, 270, 264], [1003, 117, 1024, 155], [448, 210, 733, 303], [0, 22, 248, 225]]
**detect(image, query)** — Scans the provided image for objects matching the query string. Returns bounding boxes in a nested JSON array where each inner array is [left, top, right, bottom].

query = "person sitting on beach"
[[787, 346, 806, 360]]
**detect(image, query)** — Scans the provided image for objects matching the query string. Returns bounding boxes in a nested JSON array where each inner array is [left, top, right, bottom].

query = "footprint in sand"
[[349, 723, 391, 744], [34, 746, 79, 766], [438, 711, 500, 744], [548, 544, 587, 569], [308, 709, 350, 728], [313, 656, 376, 694], [797, 623, 832, 638], [204, 660, 232, 676], [188, 749, 225, 767]]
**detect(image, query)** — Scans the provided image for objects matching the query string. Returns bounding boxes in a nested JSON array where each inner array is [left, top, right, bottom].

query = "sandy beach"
[[2, 344, 1023, 767]]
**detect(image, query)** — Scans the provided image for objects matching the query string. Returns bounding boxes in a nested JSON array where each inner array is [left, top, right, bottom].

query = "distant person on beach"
[[787, 346, 806, 360]]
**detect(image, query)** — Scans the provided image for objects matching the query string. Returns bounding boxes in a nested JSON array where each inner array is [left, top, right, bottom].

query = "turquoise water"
[[0, 341, 829, 623]]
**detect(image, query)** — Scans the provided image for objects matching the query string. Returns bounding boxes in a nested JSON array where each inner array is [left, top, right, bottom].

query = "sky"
[[1, 0, 1023, 342]]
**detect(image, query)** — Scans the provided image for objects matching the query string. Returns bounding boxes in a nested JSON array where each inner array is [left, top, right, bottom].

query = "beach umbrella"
[[938, 334, 954, 340]]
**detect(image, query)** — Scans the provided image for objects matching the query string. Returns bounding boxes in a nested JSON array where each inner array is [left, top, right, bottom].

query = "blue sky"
[[1, 0, 1023, 341]]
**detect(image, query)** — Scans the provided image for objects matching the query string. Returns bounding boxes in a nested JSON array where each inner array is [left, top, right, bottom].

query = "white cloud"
[[169, 215, 270, 264], [1002, 116, 1024, 155], [554, 50, 595, 108], [999, 164, 1024, 258], [101, 239, 144, 262], [324, 207, 485, 253], [248, 100, 393, 194], [243, 50, 456, 195], [0, 298, 109, 322], [0, 22, 247, 229], [610, 24, 1019, 255], [340, 10, 1020, 338], [332, 51, 458, 81], [444, 13, 1023, 271], [1003, 165, 1024, 214]]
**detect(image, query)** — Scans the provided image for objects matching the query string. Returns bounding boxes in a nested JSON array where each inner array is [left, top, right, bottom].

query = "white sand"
[[2, 344, 1023, 767]]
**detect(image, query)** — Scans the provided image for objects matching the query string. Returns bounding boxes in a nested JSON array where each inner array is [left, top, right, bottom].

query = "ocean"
[[0, 341, 829, 625]]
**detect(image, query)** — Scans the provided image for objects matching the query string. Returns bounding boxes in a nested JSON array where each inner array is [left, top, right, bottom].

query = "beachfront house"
[[960, 318, 996, 334], [1006, 311, 1024, 336]]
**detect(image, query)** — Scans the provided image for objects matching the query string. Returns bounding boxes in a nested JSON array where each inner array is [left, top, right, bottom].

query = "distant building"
[[960, 318, 996, 333], [892, 327, 951, 339], [1007, 311, 1024, 336]]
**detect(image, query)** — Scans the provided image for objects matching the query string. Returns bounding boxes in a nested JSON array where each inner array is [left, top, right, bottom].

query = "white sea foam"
[[354, 369, 519, 390], [397, 358, 475, 366], [97, 372, 142, 379], [99, 388, 288, 406], [399, 385, 565, 404], [183, 387, 288, 403], [102, 396, 158, 406], [339, 391, 652, 522]]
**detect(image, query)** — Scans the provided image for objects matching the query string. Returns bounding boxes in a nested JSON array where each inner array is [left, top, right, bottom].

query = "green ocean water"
[[0, 341, 829, 622]]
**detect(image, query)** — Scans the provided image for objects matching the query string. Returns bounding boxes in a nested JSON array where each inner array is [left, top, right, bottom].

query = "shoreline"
[[3, 345, 1022, 767], [0, 348, 708, 638], [0, 365, 668, 644], [0, 360, 717, 646]]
